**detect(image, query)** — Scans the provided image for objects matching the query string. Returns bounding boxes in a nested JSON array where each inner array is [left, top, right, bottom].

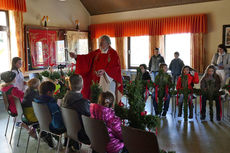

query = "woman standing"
[[211, 44, 230, 86]]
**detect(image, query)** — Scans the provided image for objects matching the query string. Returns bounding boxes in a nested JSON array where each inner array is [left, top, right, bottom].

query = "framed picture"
[[223, 25, 230, 48]]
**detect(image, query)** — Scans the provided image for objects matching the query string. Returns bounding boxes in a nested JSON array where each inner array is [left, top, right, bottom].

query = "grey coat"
[[211, 53, 230, 74], [148, 54, 165, 72], [169, 58, 184, 76]]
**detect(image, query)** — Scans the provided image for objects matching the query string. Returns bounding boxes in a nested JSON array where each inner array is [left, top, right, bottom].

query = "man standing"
[[69, 35, 123, 103], [169, 51, 184, 84], [148, 48, 165, 81]]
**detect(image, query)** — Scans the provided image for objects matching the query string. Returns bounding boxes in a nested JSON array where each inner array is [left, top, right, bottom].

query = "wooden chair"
[[82, 115, 109, 153], [121, 126, 160, 153]]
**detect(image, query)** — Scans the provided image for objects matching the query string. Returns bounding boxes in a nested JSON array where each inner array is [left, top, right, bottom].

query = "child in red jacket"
[[1, 71, 37, 138], [1, 71, 24, 114], [176, 66, 199, 119]]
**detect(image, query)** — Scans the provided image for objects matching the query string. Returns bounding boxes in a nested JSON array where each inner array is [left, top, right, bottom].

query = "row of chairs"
[[2, 92, 38, 153], [33, 102, 161, 153], [2, 93, 161, 153]]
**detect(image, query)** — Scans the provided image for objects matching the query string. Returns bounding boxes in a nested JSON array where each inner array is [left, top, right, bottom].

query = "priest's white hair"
[[99, 35, 111, 45]]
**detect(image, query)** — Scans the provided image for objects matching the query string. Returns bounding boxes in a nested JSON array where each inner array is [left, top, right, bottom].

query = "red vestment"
[[75, 47, 123, 100]]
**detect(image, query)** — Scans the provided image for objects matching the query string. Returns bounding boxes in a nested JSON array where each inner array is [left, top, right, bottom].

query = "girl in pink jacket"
[[90, 91, 128, 153]]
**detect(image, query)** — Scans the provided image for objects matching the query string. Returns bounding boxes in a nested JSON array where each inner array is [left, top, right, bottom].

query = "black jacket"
[[63, 91, 90, 118], [22, 88, 39, 107], [142, 71, 151, 80]]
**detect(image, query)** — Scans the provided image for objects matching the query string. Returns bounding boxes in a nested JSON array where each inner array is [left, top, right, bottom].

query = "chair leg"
[[57, 135, 61, 153], [5, 115, 10, 136], [9, 117, 16, 144], [25, 134, 30, 153], [65, 137, 70, 153], [36, 131, 42, 153], [17, 123, 23, 146]]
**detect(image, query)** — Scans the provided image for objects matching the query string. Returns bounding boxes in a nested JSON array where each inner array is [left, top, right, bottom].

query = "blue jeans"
[[152, 92, 170, 114], [151, 71, 158, 82]]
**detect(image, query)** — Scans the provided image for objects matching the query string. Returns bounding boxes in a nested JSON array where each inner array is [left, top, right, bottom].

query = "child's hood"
[[1, 84, 14, 92]]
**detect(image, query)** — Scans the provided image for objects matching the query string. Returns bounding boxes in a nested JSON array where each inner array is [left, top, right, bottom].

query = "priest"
[[69, 35, 123, 103]]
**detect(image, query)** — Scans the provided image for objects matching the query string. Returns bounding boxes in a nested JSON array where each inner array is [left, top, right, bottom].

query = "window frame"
[[0, 10, 11, 72]]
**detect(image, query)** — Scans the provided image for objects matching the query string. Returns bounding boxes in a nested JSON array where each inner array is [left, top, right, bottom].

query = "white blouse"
[[12, 70, 26, 92]]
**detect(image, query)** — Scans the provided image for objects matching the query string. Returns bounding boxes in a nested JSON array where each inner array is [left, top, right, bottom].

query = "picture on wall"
[[223, 25, 230, 48]]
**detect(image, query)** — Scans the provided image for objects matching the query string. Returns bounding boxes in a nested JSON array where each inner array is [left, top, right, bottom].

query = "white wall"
[[91, 0, 230, 66], [24, 0, 90, 30]]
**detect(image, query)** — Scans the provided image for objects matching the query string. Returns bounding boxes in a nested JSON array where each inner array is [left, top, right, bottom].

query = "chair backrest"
[[13, 96, 23, 118], [61, 107, 81, 141], [82, 115, 109, 153], [121, 126, 160, 153], [32, 102, 52, 131], [2, 92, 9, 111]]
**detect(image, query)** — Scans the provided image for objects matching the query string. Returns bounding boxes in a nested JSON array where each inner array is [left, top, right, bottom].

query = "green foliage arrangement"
[[90, 81, 103, 103], [115, 79, 160, 131]]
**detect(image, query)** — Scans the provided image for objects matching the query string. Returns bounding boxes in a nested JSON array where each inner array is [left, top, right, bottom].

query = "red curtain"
[[89, 14, 207, 38], [0, 0, 27, 12], [28, 29, 57, 68]]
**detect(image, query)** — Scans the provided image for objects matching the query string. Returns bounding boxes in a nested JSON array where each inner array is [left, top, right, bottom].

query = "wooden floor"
[[0, 97, 230, 153]]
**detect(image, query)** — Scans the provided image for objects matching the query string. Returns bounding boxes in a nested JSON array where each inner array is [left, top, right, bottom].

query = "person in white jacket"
[[211, 44, 230, 87], [11, 57, 27, 92]]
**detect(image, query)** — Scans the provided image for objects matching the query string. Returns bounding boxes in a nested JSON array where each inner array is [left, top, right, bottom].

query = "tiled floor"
[[0, 97, 230, 153]]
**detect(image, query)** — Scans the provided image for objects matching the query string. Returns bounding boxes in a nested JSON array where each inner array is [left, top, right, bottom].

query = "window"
[[56, 40, 65, 63], [128, 36, 149, 68], [77, 38, 89, 55], [0, 11, 10, 73], [165, 33, 191, 66]]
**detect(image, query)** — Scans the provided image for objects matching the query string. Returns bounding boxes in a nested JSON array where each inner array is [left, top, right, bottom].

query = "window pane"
[[0, 31, 10, 72], [0, 11, 7, 26], [110, 37, 116, 50], [36, 42, 43, 64], [165, 33, 191, 66], [130, 36, 149, 67], [78, 39, 88, 55], [56, 40, 65, 63]]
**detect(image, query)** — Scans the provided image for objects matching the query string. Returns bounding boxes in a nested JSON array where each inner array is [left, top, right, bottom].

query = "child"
[[34, 81, 65, 148], [11, 57, 26, 92], [176, 66, 199, 119], [200, 65, 221, 121], [169, 52, 184, 84], [90, 91, 128, 153], [152, 63, 172, 116], [148, 48, 165, 81], [139, 64, 151, 80], [1, 71, 36, 138], [22, 78, 40, 123], [1, 71, 24, 114], [62, 74, 90, 150]]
